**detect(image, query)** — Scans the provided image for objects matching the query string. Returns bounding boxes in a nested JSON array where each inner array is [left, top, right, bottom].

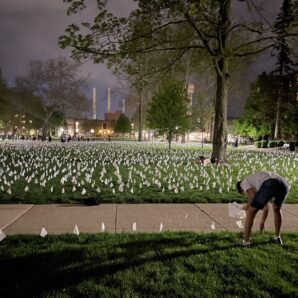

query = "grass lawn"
[[0, 232, 297, 297], [0, 141, 297, 204]]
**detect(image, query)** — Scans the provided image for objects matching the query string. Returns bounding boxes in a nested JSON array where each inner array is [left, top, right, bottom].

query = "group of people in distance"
[[197, 155, 289, 247]]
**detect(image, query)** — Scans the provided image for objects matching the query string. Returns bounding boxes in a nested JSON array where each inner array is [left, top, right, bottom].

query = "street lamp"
[[197, 118, 204, 148]]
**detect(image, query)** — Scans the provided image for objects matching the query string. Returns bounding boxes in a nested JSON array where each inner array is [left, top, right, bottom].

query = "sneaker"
[[273, 236, 283, 246], [240, 240, 251, 248]]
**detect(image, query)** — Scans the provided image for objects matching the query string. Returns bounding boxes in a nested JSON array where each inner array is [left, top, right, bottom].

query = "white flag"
[[211, 221, 215, 230], [0, 230, 6, 242], [159, 222, 163, 232], [73, 224, 80, 235], [228, 202, 246, 219], [236, 220, 243, 229], [132, 222, 137, 231], [40, 227, 48, 237], [101, 222, 105, 232], [238, 210, 246, 219]]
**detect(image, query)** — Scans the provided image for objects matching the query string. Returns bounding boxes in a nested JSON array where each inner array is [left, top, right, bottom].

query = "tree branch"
[[233, 43, 274, 57], [184, 11, 215, 56]]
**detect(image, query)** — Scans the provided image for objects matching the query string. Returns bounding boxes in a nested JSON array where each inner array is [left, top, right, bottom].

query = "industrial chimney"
[[107, 88, 111, 113], [92, 87, 96, 119], [122, 98, 125, 114]]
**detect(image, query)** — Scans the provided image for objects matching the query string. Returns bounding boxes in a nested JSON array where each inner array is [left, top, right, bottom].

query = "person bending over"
[[237, 171, 289, 247]]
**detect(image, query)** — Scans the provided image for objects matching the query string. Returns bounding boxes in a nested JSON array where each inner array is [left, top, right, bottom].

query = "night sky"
[[0, 0, 282, 119]]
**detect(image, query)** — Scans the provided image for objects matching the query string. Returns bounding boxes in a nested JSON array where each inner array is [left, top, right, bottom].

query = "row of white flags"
[[0, 204, 246, 241]]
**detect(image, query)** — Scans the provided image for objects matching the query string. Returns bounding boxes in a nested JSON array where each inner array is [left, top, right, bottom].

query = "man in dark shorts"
[[237, 171, 289, 247]]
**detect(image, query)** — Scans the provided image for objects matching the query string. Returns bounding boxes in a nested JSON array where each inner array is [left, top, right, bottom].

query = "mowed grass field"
[[0, 141, 297, 204], [0, 232, 297, 297]]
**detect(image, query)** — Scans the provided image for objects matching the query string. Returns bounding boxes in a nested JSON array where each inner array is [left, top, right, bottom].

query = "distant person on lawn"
[[237, 171, 289, 247]]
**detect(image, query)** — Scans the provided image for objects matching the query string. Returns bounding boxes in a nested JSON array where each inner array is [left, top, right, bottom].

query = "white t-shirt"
[[240, 171, 287, 193]]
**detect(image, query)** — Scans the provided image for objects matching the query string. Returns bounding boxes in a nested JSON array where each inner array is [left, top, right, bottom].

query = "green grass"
[[0, 142, 297, 204], [0, 232, 297, 297]]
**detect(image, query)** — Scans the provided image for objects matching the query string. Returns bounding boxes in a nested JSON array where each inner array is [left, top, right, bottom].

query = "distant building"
[[63, 110, 123, 138]]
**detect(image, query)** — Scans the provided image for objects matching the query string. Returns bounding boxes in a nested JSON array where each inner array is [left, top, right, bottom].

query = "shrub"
[[268, 141, 276, 148], [261, 140, 268, 148], [277, 140, 285, 147], [255, 141, 261, 148]]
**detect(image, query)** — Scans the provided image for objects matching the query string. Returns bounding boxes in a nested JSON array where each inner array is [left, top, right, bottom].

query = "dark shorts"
[[251, 178, 289, 210]]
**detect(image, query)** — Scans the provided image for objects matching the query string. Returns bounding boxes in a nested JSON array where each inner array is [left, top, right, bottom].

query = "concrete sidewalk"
[[1, 204, 297, 235]]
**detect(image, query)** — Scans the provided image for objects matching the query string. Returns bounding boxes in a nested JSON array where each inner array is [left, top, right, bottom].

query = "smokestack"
[[107, 88, 111, 112], [92, 87, 96, 119], [122, 98, 125, 114]]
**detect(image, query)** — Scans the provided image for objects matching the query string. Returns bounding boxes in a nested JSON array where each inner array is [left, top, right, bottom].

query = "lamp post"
[[197, 118, 204, 148]]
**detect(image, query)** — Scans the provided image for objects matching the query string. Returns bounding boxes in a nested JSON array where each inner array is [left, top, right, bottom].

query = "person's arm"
[[242, 187, 257, 210]]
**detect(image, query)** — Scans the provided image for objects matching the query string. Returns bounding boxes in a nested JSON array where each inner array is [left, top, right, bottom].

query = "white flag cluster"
[[0, 141, 296, 201]]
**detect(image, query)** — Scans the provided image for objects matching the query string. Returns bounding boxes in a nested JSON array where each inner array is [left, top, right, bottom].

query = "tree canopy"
[[60, 0, 298, 159], [114, 114, 132, 136], [147, 78, 190, 150], [16, 57, 89, 137]]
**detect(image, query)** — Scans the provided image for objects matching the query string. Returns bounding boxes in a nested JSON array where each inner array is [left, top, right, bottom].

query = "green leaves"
[[114, 114, 132, 135], [147, 78, 190, 149]]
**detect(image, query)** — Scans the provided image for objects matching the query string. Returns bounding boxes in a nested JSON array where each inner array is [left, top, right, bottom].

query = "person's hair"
[[236, 181, 243, 194]]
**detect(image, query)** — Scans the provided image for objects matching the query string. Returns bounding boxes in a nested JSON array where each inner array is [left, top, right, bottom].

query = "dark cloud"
[[0, 0, 282, 119], [0, 0, 136, 118]]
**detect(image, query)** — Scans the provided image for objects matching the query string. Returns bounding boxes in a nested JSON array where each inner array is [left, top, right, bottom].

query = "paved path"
[[1, 204, 297, 235]]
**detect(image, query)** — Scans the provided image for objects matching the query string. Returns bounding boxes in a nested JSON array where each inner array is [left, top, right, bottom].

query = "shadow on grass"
[[0, 233, 273, 297]]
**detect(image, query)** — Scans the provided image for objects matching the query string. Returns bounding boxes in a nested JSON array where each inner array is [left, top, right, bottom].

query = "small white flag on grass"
[[211, 221, 215, 230], [40, 227, 48, 237], [0, 230, 6, 242], [73, 224, 80, 235], [101, 222, 105, 232], [159, 222, 163, 232], [236, 220, 243, 229], [132, 222, 137, 231]]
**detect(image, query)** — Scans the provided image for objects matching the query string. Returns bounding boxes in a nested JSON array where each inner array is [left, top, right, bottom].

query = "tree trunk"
[[138, 88, 142, 142], [274, 86, 282, 139], [211, 61, 229, 162], [168, 131, 172, 151], [211, 0, 231, 163], [42, 118, 49, 140], [274, 65, 283, 139], [42, 110, 53, 140]]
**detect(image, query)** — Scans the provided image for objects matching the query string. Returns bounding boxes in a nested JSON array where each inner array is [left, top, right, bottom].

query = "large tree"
[[16, 57, 89, 137], [59, 0, 297, 160], [147, 78, 190, 150], [0, 70, 45, 134], [233, 72, 278, 140], [271, 0, 298, 139]]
